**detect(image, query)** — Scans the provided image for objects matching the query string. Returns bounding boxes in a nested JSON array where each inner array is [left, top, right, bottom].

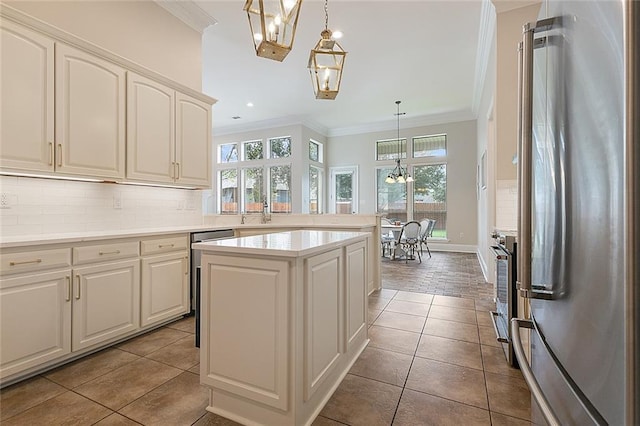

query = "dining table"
[[381, 223, 406, 260]]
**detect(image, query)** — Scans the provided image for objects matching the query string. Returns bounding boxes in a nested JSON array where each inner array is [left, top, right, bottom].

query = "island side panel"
[[200, 254, 289, 411], [303, 248, 343, 402], [345, 240, 367, 352]]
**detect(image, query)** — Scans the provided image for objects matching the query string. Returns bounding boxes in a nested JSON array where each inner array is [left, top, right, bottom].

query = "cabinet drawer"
[[73, 241, 139, 265], [0, 248, 71, 275], [141, 235, 188, 255]]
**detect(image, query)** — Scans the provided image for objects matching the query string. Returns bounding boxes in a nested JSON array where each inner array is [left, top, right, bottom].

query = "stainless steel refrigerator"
[[512, 1, 639, 425]]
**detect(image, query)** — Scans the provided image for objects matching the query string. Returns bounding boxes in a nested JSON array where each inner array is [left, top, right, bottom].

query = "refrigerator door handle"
[[510, 318, 561, 426], [517, 22, 535, 299]]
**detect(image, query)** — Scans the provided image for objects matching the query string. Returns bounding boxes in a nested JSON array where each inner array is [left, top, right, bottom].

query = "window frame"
[[215, 136, 293, 215], [374, 133, 448, 238]]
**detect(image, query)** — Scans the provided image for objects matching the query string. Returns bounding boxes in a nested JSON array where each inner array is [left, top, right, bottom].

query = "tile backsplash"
[[496, 179, 517, 231], [0, 176, 203, 237]]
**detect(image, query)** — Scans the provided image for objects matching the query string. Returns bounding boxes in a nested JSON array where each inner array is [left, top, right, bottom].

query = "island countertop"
[[192, 230, 369, 258]]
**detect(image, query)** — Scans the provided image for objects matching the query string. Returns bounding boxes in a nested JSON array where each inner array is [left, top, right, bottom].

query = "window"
[[216, 135, 293, 215], [309, 140, 323, 162], [413, 134, 447, 158], [269, 136, 291, 158], [243, 140, 263, 160], [413, 164, 447, 237], [219, 169, 238, 214], [269, 165, 291, 213], [376, 167, 407, 222], [309, 166, 322, 214], [242, 167, 264, 213], [376, 139, 406, 161], [220, 143, 238, 163], [375, 133, 448, 235]]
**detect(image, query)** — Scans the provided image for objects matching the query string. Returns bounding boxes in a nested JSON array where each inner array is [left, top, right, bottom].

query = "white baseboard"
[[476, 249, 490, 283], [429, 243, 477, 253]]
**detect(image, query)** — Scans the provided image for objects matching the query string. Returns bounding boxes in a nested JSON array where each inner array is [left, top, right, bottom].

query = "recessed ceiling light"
[[333, 30, 343, 39], [232, 116, 241, 120], [247, 102, 254, 107]]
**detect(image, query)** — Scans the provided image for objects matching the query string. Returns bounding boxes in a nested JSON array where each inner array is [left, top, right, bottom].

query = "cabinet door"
[[175, 92, 211, 187], [126, 72, 175, 184], [0, 270, 71, 379], [72, 259, 140, 351], [0, 21, 54, 173], [55, 43, 125, 179], [141, 252, 189, 327]]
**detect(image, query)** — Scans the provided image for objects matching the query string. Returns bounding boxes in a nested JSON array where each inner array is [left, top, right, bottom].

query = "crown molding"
[[213, 115, 329, 137], [327, 110, 477, 138], [471, 0, 496, 116], [154, 0, 217, 34], [213, 110, 477, 139]]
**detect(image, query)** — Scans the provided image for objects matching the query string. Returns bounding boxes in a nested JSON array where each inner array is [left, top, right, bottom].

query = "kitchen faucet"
[[261, 198, 271, 224]]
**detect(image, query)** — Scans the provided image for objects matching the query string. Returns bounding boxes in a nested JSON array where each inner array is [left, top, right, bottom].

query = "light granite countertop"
[[192, 230, 369, 258], [0, 223, 375, 249]]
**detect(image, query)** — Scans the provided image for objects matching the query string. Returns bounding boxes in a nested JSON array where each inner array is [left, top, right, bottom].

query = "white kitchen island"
[[192, 230, 370, 426]]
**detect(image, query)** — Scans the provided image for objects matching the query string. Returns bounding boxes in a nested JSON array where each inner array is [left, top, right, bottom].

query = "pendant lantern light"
[[385, 101, 413, 184], [244, 0, 303, 62], [308, 0, 346, 99]]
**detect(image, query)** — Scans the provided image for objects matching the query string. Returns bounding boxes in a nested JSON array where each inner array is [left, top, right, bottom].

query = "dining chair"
[[420, 219, 436, 258], [400, 221, 421, 263], [419, 219, 430, 254]]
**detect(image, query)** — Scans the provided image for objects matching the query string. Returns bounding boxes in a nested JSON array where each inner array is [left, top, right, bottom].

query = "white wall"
[[5, 0, 202, 90], [0, 176, 203, 237], [327, 120, 478, 247], [476, 4, 497, 283], [494, 2, 542, 180]]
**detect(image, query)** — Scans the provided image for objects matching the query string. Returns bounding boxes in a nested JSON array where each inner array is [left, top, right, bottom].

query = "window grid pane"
[[242, 167, 264, 213], [309, 141, 319, 162], [269, 137, 292, 158], [413, 134, 447, 158], [376, 139, 407, 161], [270, 165, 291, 213], [335, 172, 354, 214], [219, 169, 238, 214], [376, 168, 407, 222], [309, 166, 321, 214], [220, 143, 238, 163], [412, 164, 447, 237], [243, 140, 263, 160]]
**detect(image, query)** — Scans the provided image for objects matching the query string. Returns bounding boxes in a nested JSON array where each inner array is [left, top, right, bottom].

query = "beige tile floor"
[[0, 254, 530, 425]]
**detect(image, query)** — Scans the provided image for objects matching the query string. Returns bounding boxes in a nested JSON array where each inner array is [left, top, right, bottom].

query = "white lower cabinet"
[[141, 251, 189, 327], [0, 270, 72, 379], [72, 259, 140, 351]]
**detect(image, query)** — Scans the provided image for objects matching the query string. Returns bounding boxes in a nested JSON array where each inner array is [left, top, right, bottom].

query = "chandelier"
[[244, 0, 303, 62], [385, 101, 413, 184], [308, 0, 346, 99]]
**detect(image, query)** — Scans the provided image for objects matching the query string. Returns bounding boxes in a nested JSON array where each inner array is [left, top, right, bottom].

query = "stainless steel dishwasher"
[[191, 229, 234, 347]]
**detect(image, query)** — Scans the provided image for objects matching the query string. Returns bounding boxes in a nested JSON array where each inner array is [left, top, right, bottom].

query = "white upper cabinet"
[[56, 43, 126, 179], [126, 72, 175, 184], [0, 13, 214, 187], [175, 93, 211, 187], [127, 74, 212, 188], [0, 20, 54, 172]]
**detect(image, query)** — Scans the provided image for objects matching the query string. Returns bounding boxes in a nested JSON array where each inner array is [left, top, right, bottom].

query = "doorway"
[[329, 166, 358, 214]]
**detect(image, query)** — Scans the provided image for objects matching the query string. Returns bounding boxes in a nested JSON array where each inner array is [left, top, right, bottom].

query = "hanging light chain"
[[324, 0, 329, 31]]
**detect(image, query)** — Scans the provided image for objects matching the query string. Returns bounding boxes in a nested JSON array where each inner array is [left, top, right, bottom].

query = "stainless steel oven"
[[490, 232, 518, 367], [190, 229, 234, 347]]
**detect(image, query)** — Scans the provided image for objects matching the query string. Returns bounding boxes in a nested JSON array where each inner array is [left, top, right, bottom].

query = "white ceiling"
[[193, 1, 488, 136]]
